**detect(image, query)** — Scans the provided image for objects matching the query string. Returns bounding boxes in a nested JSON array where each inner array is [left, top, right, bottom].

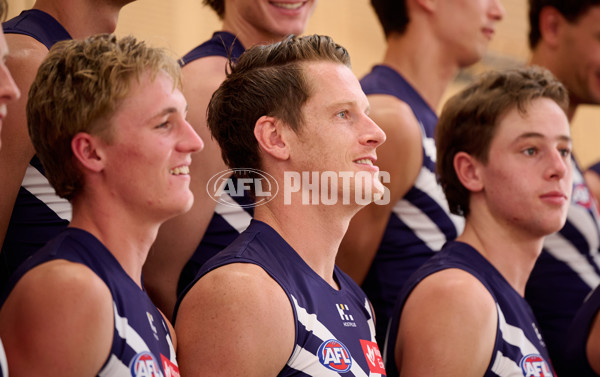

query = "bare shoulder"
[[5, 34, 49, 77], [367, 94, 422, 136], [0, 260, 114, 376], [405, 268, 497, 325], [336, 95, 424, 282], [180, 55, 229, 164], [0, 33, 49, 160], [181, 55, 229, 97], [0, 34, 51, 248], [1, 34, 50, 150], [395, 268, 497, 376], [176, 263, 295, 377], [367, 94, 423, 201]]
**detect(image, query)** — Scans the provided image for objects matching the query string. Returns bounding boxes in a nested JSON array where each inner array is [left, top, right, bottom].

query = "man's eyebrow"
[[150, 103, 188, 119], [514, 132, 571, 143]]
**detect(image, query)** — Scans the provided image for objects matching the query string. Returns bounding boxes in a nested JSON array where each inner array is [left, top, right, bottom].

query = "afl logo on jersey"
[[318, 339, 352, 373], [130, 351, 162, 377], [520, 354, 553, 377], [573, 183, 593, 209]]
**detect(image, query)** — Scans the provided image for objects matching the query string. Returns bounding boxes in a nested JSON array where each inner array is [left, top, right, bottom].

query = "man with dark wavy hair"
[[387, 66, 571, 377]]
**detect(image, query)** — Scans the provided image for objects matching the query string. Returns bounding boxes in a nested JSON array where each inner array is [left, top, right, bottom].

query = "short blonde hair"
[[27, 34, 181, 200]]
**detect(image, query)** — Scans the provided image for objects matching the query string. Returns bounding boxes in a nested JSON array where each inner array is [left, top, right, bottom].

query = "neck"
[[457, 214, 544, 296], [33, 0, 126, 38], [69, 194, 160, 288], [253, 196, 358, 289], [382, 32, 460, 111]]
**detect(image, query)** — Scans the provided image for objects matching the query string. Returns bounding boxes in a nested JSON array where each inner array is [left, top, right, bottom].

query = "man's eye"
[[337, 111, 348, 119], [559, 147, 571, 158]]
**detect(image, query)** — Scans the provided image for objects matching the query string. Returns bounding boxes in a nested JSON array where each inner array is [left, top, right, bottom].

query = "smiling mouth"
[[354, 158, 374, 166], [170, 166, 190, 175], [271, 1, 305, 10]]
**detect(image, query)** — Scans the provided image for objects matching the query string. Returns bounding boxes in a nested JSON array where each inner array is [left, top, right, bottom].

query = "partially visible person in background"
[[567, 282, 600, 375], [386, 66, 570, 377], [0, 34, 203, 376], [144, 0, 317, 319], [0, 0, 137, 293], [0, 0, 19, 151], [0, 1, 21, 375], [584, 161, 600, 203], [527, 1, 600, 373], [335, 0, 504, 346]]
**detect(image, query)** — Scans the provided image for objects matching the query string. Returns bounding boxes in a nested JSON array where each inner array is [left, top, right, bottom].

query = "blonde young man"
[[0, 34, 203, 377]]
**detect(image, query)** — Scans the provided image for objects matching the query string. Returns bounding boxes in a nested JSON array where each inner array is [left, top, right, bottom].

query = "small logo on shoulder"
[[318, 339, 353, 373], [129, 351, 161, 377], [520, 354, 553, 377], [573, 183, 593, 209]]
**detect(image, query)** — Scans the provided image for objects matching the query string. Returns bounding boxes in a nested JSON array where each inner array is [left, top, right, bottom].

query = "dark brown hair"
[[204, 0, 225, 19], [370, 0, 409, 37], [529, 0, 600, 48], [207, 34, 350, 179], [436, 66, 568, 216]]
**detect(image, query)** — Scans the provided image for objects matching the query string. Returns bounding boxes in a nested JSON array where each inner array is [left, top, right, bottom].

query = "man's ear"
[[71, 132, 105, 173], [539, 6, 564, 48], [254, 115, 290, 161], [453, 151, 484, 192]]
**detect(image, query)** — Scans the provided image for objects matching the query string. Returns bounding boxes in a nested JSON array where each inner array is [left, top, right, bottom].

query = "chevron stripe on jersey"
[[385, 241, 554, 377], [176, 220, 385, 376], [100, 302, 178, 376], [1, 229, 179, 377], [490, 305, 551, 376], [214, 193, 252, 232]]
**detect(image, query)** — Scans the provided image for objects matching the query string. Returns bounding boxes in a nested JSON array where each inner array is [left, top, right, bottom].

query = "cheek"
[[115, 147, 166, 180], [483, 165, 521, 199]]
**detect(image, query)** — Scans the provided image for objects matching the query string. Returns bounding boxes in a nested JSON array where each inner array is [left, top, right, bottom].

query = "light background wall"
[[6, 0, 600, 168]]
